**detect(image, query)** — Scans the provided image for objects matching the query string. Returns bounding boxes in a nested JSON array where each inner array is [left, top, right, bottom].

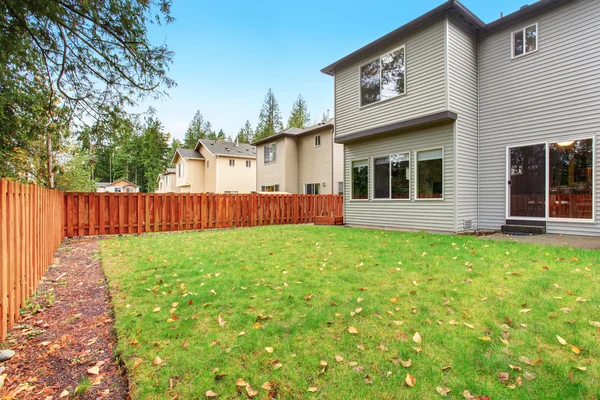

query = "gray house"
[[322, 0, 599, 235]]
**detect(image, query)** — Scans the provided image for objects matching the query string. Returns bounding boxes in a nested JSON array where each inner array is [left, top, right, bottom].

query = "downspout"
[[215, 155, 219, 193], [331, 127, 334, 194], [476, 33, 481, 233]]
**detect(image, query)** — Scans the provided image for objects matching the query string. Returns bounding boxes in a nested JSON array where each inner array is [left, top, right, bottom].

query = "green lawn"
[[101, 225, 600, 399]]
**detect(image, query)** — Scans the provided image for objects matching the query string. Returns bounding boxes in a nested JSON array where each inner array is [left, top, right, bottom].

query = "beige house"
[[253, 120, 343, 194], [155, 168, 176, 193], [170, 139, 257, 193], [96, 179, 140, 193]]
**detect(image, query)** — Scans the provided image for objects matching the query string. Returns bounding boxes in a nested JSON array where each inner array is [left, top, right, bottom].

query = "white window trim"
[[358, 44, 407, 109], [264, 142, 277, 164], [314, 135, 321, 147], [262, 184, 280, 192], [414, 147, 445, 201], [504, 136, 596, 223], [371, 152, 411, 201], [511, 22, 539, 59], [350, 158, 370, 201], [304, 183, 321, 195]]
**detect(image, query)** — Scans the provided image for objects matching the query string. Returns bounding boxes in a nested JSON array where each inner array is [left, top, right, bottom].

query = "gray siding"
[[335, 18, 448, 138], [448, 17, 479, 231], [479, 0, 600, 235], [344, 123, 455, 232]]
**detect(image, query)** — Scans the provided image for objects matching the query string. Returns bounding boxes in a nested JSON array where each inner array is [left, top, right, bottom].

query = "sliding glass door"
[[507, 139, 594, 220]]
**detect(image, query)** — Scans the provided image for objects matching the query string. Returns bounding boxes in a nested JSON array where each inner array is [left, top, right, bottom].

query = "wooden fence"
[[63, 193, 344, 237], [0, 179, 65, 340]]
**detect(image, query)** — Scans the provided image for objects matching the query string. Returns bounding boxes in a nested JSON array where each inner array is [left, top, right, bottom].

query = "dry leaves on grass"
[[348, 326, 359, 334], [405, 374, 416, 387]]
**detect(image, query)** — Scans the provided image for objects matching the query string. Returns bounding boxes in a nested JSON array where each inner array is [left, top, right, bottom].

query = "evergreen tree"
[[217, 129, 226, 141], [169, 138, 182, 163], [236, 120, 254, 143], [287, 94, 311, 129], [140, 117, 170, 192], [255, 88, 283, 141], [184, 110, 212, 148]]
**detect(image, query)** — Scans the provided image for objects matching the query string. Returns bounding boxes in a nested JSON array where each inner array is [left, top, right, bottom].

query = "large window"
[[352, 160, 369, 199], [417, 149, 443, 199], [360, 47, 405, 107], [264, 143, 277, 164], [549, 139, 593, 219], [512, 23, 537, 58], [305, 183, 320, 195], [261, 185, 279, 192], [374, 154, 410, 199]]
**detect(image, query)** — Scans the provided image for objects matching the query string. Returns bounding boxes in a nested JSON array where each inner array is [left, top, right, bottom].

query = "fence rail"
[[63, 193, 343, 237], [0, 179, 65, 340]]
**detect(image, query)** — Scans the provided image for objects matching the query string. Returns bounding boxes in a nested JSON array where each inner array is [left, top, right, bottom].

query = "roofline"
[[170, 148, 204, 165], [320, 0, 565, 76], [252, 122, 334, 146], [194, 139, 215, 156], [107, 178, 139, 188]]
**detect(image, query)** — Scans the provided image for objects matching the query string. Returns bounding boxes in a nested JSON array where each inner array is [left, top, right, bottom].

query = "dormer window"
[[360, 46, 405, 107], [512, 23, 538, 58]]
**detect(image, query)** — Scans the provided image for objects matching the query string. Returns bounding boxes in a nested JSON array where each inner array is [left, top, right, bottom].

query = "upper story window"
[[360, 46, 405, 107], [178, 163, 184, 177], [265, 143, 277, 164], [314, 135, 321, 147], [512, 23, 538, 58], [246, 160, 251, 168], [206, 160, 209, 168], [229, 159, 235, 167], [165, 175, 170, 185]]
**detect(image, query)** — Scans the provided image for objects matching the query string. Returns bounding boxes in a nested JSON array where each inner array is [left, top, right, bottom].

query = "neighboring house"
[[253, 120, 344, 194], [321, 0, 600, 235], [155, 168, 176, 193], [96, 179, 140, 193], [171, 139, 257, 193]]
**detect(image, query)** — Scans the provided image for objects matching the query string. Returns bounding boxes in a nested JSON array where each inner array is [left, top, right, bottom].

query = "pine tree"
[[287, 94, 311, 129], [184, 110, 212, 148], [236, 120, 254, 143], [140, 117, 170, 192], [255, 88, 283, 141], [217, 129, 226, 141]]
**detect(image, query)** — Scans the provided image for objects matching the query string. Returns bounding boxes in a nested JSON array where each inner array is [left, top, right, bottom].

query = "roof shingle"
[[197, 139, 256, 158]]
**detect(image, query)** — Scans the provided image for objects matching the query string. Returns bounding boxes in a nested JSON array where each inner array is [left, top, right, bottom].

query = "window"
[[305, 183, 320, 195], [512, 23, 537, 58], [246, 160, 251, 168], [360, 46, 405, 106], [126, 187, 135, 193], [314, 135, 321, 147], [261, 185, 279, 192], [229, 159, 235, 167], [549, 139, 593, 219], [159, 182, 163, 191], [114, 187, 122, 193], [338, 181, 344, 195], [374, 153, 410, 199], [224, 191, 238, 194], [178, 163, 184, 177], [417, 149, 443, 199], [165, 175, 170, 185], [207, 161, 209, 168], [352, 160, 369, 199], [264, 143, 277, 163]]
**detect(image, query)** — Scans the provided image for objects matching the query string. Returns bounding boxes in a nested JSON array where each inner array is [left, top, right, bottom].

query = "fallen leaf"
[[335, 355, 344, 363], [464, 323, 474, 329], [508, 364, 521, 371], [87, 366, 100, 375], [478, 336, 491, 341], [498, 372, 510, 382], [519, 356, 533, 365], [252, 322, 260, 329], [570, 345, 581, 354], [205, 390, 219, 398], [235, 378, 248, 387], [218, 313, 227, 327], [390, 298, 399, 303], [405, 373, 416, 387], [265, 347, 274, 353], [60, 390, 69, 398], [261, 382, 273, 390], [304, 294, 314, 301], [400, 359, 412, 368], [307, 387, 319, 393], [357, 297, 363, 303], [413, 346, 422, 353], [441, 365, 452, 371], [463, 390, 475, 399], [524, 371, 536, 380], [348, 326, 359, 334], [436, 386, 451, 396], [245, 385, 259, 398], [152, 307, 161, 313], [589, 321, 600, 327], [574, 366, 587, 371], [520, 309, 531, 313], [413, 332, 422, 344], [153, 356, 163, 366], [364, 374, 373, 384], [132, 358, 143, 369], [556, 335, 567, 345]]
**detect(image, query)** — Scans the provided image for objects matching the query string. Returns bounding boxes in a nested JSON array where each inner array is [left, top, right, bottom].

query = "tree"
[[255, 88, 283, 141], [169, 137, 182, 163], [55, 146, 96, 192], [236, 120, 254, 144], [184, 110, 212, 148], [139, 116, 170, 192], [287, 94, 310, 129], [217, 129, 226, 141], [0, 0, 175, 186]]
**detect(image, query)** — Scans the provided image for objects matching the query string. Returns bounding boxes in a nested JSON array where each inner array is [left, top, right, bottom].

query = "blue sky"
[[142, 0, 534, 142]]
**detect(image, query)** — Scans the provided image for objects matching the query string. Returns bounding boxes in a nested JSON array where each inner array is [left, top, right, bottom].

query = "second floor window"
[[265, 143, 277, 164], [178, 163, 184, 177], [246, 160, 251, 168], [314, 135, 321, 147], [229, 159, 235, 167], [360, 46, 405, 107], [512, 23, 537, 58]]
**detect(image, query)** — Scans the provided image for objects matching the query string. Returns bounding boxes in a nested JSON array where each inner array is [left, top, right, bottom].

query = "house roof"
[[96, 182, 110, 188], [252, 119, 334, 146], [171, 148, 204, 164], [156, 168, 176, 182], [196, 139, 257, 158], [320, 0, 566, 76], [104, 179, 139, 188]]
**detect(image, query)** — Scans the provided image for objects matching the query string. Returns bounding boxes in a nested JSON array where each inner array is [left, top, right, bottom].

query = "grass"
[[101, 225, 600, 399]]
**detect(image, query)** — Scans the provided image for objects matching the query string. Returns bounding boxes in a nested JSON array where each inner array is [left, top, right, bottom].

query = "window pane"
[[513, 30, 524, 56], [338, 181, 344, 195], [352, 160, 369, 199], [360, 59, 380, 106], [381, 48, 405, 100], [525, 25, 537, 53], [549, 139, 593, 219], [417, 150, 443, 199], [510, 144, 546, 217], [391, 154, 410, 199], [374, 157, 390, 199]]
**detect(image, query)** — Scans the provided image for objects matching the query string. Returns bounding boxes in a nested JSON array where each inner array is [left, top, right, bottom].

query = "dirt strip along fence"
[[0, 179, 65, 340], [64, 192, 344, 237]]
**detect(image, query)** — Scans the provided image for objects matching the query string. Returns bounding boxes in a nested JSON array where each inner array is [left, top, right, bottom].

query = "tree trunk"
[[47, 131, 54, 189]]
